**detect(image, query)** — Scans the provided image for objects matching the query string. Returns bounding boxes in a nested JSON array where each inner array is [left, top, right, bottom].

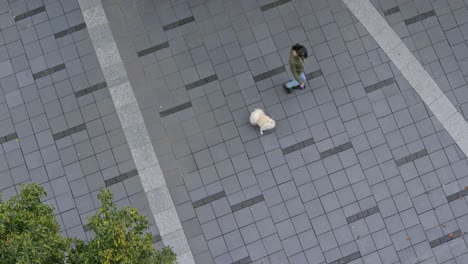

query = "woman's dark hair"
[[292, 44, 308, 59]]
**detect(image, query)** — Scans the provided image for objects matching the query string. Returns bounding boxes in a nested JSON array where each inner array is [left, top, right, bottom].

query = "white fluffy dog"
[[250, 109, 276, 135]]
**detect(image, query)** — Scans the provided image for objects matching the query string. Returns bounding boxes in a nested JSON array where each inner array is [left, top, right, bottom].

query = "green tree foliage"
[[68, 189, 176, 264], [0, 183, 70, 264], [0, 183, 177, 264]]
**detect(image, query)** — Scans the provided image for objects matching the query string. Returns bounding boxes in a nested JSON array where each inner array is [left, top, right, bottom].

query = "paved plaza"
[[1, 0, 468, 263]]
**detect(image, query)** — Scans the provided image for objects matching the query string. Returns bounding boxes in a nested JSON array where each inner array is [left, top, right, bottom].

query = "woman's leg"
[[300, 72, 306, 83], [297, 73, 306, 89], [286, 73, 306, 89], [284, 73, 306, 93], [285, 78, 299, 89]]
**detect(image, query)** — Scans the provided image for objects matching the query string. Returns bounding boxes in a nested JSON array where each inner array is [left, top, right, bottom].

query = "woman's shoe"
[[283, 84, 292, 94]]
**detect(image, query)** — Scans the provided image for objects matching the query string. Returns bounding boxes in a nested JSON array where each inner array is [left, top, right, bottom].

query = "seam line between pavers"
[[342, 0, 468, 173], [329, 251, 361, 264], [319, 141, 353, 159], [429, 229, 463, 248], [192, 191, 226, 208], [346, 205, 380, 224], [74, 81, 108, 98], [232, 256, 252, 264], [0, 132, 17, 144], [104, 169, 139, 187], [137, 41, 170, 57], [77, 1, 194, 263], [305, 69, 324, 80], [159, 101, 193, 117], [13, 6, 46, 22], [364, 77, 396, 94], [260, 0, 292, 12], [446, 188, 468, 203], [162, 16, 195, 31], [33, 64, 66, 80], [281, 137, 315, 155], [54, 23, 87, 39], [394, 149, 428, 166], [185, 74, 218, 90], [253, 66, 286, 82], [52, 123, 87, 141], [383, 6, 400, 16], [230, 194, 265, 213], [404, 10, 436, 26]]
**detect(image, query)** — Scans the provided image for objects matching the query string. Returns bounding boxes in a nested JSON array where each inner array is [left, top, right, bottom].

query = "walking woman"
[[283, 44, 308, 94]]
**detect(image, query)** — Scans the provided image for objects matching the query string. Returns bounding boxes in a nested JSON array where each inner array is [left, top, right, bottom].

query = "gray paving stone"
[[434, 203, 455, 224], [201, 219, 221, 240], [236, 27, 255, 46], [55, 191, 75, 212], [207, 235, 228, 257], [2, 25, 20, 45], [268, 163, 292, 185], [433, 243, 453, 263], [427, 188, 447, 209], [316, 231, 338, 253], [193, 251, 214, 264], [310, 214, 331, 236], [239, 223, 260, 245], [398, 207, 418, 230], [69, 176, 89, 197], [10, 55, 28, 75], [223, 229, 243, 251], [283, 195, 304, 216], [270, 202, 289, 224], [23, 149, 43, 169], [282, 235, 302, 257], [246, 239, 267, 261], [7, 0, 468, 261], [0, 60, 14, 80], [10, 163, 29, 184], [9, 105, 28, 124]]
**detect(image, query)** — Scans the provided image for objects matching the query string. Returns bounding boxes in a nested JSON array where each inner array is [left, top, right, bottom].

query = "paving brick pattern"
[[0, 0, 163, 249], [1, 0, 468, 263], [371, 0, 468, 261], [99, 0, 468, 263]]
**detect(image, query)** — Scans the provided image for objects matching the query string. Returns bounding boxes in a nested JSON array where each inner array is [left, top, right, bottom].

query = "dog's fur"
[[250, 109, 276, 135]]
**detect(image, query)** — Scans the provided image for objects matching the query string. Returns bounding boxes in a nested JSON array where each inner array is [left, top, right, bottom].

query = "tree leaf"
[[1, 184, 177, 264]]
